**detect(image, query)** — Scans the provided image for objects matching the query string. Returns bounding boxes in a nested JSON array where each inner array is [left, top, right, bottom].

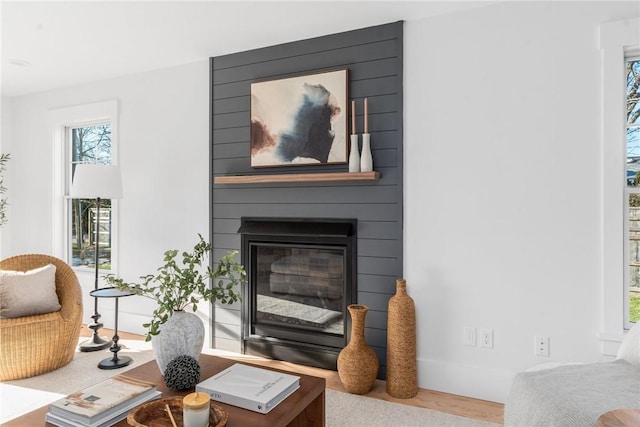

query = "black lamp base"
[[79, 314, 112, 352], [98, 355, 132, 370], [79, 334, 112, 352]]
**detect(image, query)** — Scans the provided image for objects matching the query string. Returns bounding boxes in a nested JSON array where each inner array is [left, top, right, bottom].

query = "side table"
[[90, 286, 135, 370], [597, 409, 640, 427]]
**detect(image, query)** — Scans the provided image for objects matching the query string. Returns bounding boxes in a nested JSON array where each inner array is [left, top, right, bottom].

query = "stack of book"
[[45, 374, 161, 427], [196, 363, 300, 414]]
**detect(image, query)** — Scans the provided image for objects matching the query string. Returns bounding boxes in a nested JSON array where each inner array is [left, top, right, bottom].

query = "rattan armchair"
[[0, 254, 83, 380]]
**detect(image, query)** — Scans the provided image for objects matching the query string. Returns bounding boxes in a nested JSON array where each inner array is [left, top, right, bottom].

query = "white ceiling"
[[1, 0, 494, 97]]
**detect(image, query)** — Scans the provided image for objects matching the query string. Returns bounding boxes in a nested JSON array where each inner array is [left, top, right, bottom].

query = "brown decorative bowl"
[[127, 397, 228, 427]]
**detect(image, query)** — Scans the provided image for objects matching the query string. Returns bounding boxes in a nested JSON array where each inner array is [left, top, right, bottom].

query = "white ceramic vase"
[[360, 133, 373, 172], [152, 310, 205, 374], [348, 134, 360, 173]]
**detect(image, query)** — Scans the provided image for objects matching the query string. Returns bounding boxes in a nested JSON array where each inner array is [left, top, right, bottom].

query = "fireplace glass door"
[[250, 243, 345, 347]]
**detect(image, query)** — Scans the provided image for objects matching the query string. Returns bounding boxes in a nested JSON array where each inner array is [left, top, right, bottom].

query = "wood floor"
[[82, 326, 504, 425]]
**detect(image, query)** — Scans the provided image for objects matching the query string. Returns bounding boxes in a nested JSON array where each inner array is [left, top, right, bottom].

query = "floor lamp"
[[71, 164, 123, 352]]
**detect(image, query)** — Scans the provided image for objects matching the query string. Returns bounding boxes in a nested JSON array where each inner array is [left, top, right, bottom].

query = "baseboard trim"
[[417, 358, 514, 404]]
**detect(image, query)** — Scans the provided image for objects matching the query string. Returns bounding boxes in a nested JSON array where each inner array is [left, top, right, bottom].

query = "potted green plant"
[[104, 234, 246, 372]]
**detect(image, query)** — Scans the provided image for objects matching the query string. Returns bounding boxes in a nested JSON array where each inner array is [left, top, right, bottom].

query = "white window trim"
[[48, 100, 120, 274], [600, 18, 639, 355]]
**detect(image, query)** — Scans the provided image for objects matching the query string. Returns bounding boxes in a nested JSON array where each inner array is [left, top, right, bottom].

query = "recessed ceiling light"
[[8, 59, 32, 67]]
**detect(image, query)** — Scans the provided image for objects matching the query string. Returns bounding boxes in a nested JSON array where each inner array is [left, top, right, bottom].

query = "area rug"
[[326, 389, 501, 427], [0, 338, 154, 423]]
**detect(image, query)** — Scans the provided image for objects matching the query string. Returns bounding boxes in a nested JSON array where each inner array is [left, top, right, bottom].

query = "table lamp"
[[70, 164, 123, 352]]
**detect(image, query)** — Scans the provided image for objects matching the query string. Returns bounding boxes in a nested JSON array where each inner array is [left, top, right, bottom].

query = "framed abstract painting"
[[250, 68, 349, 168]]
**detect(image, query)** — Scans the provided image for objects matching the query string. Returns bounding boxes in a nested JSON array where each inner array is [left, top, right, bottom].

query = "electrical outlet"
[[535, 335, 550, 357], [463, 327, 476, 346], [480, 328, 493, 348]]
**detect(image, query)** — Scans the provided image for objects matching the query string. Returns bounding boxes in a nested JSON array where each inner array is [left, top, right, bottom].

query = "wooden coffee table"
[[1, 354, 325, 427]]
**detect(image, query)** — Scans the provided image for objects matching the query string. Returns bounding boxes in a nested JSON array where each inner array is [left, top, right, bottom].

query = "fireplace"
[[238, 217, 357, 370]]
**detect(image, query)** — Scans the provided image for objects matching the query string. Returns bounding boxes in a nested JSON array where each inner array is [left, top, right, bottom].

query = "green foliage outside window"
[[631, 296, 640, 323]]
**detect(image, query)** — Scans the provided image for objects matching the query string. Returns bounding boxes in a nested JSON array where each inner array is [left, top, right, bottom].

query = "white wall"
[[3, 61, 211, 337], [405, 1, 638, 402], [2, 1, 638, 404]]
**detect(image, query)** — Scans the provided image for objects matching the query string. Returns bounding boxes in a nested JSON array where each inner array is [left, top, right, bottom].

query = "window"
[[601, 18, 639, 353], [626, 53, 640, 325], [68, 124, 114, 269], [50, 100, 119, 274]]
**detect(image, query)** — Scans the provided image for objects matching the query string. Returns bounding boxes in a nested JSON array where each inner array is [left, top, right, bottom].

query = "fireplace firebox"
[[239, 217, 357, 370]]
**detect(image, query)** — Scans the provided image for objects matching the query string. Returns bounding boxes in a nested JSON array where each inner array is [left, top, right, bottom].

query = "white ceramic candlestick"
[[349, 134, 360, 173], [360, 133, 373, 172]]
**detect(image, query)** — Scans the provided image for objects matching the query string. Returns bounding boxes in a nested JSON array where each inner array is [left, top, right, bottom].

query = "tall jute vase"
[[386, 278, 418, 398], [337, 304, 379, 394]]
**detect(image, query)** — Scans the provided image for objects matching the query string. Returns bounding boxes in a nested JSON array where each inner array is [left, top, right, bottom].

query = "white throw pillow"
[[0, 264, 61, 318], [617, 321, 640, 366]]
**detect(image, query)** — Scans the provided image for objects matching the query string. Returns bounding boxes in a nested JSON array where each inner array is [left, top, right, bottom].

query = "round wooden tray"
[[127, 397, 228, 427]]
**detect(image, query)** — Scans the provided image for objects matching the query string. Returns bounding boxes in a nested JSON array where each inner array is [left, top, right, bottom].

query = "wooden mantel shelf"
[[214, 171, 380, 184]]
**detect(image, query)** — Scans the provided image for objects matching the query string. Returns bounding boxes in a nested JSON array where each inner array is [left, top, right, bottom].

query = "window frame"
[[625, 51, 640, 329], [50, 100, 119, 274], [600, 18, 639, 355]]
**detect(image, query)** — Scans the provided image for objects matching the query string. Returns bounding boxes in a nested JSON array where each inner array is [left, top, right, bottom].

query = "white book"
[[196, 363, 300, 414], [48, 375, 160, 427], [45, 410, 132, 427], [46, 390, 161, 427]]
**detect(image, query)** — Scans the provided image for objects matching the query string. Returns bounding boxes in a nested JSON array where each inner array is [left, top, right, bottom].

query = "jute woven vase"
[[337, 304, 379, 394], [386, 278, 418, 398]]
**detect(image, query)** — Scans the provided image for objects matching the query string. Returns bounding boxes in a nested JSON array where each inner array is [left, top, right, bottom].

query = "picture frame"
[[250, 68, 349, 168]]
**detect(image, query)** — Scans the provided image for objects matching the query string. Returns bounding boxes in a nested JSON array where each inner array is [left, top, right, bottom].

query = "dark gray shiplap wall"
[[210, 21, 403, 376]]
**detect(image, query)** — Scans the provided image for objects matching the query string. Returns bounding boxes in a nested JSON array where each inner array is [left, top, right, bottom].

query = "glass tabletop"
[[90, 286, 135, 298]]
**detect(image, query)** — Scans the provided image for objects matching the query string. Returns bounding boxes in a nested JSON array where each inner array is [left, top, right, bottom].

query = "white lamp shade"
[[70, 164, 123, 199]]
